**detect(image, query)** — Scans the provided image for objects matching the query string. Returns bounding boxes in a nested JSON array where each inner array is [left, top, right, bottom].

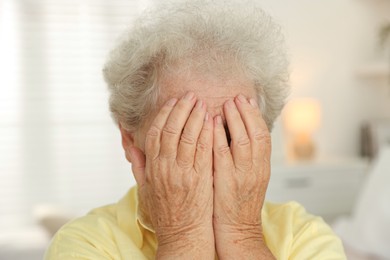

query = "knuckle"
[[159, 149, 177, 159], [253, 129, 271, 144], [194, 160, 211, 173], [235, 136, 251, 147], [180, 131, 196, 145], [196, 141, 210, 152], [146, 125, 160, 138], [177, 158, 193, 168], [216, 144, 231, 155], [163, 124, 180, 136], [237, 161, 253, 172]]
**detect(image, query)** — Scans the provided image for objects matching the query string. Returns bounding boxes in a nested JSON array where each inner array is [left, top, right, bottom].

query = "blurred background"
[[0, 0, 389, 259]]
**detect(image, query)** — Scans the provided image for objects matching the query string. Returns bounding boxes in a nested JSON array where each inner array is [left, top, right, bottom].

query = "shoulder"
[[44, 187, 145, 260], [262, 200, 320, 228], [262, 201, 347, 260], [44, 204, 121, 259]]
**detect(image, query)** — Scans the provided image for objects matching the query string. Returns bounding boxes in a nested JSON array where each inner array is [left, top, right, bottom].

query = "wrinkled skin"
[[213, 95, 272, 259], [129, 93, 215, 254], [121, 75, 274, 259]]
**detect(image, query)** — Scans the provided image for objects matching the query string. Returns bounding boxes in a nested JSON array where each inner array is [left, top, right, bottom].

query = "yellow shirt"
[[44, 186, 346, 259]]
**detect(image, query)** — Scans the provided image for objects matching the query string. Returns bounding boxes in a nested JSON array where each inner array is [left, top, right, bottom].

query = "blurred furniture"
[[361, 119, 390, 159], [0, 226, 49, 260], [267, 158, 368, 223], [356, 61, 388, 81]]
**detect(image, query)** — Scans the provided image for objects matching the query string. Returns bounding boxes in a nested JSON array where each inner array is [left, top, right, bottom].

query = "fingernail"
[[237, 94, 248, 104], [167, 98, 177, 106], [216, 115, 222, 125], [249, 98, 258, 108], [204, 112, 209, 122], [196, 99, 203, 109], [184, 91, 195, 100]]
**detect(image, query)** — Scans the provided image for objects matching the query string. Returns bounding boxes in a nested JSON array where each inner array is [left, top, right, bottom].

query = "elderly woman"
[[45, 0, 346, 259]]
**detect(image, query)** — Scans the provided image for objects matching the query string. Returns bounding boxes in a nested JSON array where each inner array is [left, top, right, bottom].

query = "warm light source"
[[283, 98, 321, 160]]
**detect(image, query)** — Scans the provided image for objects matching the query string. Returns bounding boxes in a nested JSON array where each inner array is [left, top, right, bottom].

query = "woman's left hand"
[[213, 94, 274, 259]]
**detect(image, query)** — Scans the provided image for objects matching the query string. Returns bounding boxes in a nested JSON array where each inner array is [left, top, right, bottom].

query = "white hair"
[[103, 0, 290, 132]]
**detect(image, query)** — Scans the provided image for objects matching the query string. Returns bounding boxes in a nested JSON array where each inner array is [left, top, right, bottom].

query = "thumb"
[[129, 146, 146, 187]]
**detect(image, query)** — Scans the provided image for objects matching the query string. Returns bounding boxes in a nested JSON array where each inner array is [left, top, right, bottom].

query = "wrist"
[[215, 224, 275, 260], [156, 225, 214, 259], [214, 221, 263, 241], [216, 240, 275, 260]]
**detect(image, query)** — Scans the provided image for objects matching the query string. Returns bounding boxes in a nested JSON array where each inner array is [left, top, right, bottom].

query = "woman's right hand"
[[129, 92, 215, 259]]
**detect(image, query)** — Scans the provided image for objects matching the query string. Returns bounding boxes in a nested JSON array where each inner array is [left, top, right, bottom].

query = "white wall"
[[265, 0, 390, 159], [1, 0, 390, 231]]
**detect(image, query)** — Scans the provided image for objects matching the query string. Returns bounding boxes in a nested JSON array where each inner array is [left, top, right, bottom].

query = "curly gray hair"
[[103, 0, 289, 132]]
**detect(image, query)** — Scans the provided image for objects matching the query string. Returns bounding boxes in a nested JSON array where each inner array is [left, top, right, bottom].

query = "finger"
[[193, 111, 213, 174], [177, 99, 207, 168], [160, 92, 197, 158], [213, 115, 233, 174], [223, 99, 251, 168], [145, 98, 178, 160], [234, 95, 271, 165], [129, 146, 146, 187]]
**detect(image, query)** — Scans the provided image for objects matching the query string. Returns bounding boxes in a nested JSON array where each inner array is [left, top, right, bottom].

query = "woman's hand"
[[129, 92, 215, 259], [213, 94, 275, 259]]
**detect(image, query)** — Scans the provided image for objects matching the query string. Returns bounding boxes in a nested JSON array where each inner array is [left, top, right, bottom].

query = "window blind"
[[0, 0, 151, 231]]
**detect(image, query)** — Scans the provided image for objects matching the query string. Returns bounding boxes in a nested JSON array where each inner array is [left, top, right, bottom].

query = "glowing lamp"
[[283, 98, 321, 160]]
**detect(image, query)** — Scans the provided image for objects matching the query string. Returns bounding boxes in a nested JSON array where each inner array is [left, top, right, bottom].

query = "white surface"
[[333, 146, 390, 259]]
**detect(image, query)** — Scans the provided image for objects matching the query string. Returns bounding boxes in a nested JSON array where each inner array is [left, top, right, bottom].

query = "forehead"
[[157, 71, 257, 107]]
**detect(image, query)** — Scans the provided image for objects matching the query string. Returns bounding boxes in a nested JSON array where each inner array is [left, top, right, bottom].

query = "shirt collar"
[[116, 186, 155, 249]]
